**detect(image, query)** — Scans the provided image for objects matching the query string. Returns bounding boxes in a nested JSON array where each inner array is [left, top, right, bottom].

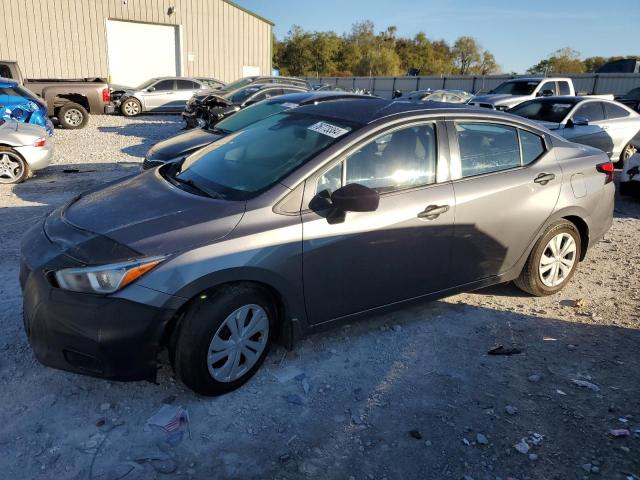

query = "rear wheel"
[[617, 143, 638, 168], [171, 284, 274, 396], [0, 147, 29, 184], [57, 102, 89, 129], [514, 221, 581, 296], [121, 98, 142, 117]]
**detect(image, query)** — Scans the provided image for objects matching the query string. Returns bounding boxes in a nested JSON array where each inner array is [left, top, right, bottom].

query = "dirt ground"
[[0, 115, 639, 480]]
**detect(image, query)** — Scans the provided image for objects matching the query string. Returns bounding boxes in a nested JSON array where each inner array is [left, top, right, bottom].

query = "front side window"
[[346, 124, 437, 193], [153, 80, 174, 91], [575, 102, 605, 122], [604, 102, 630, 119], [176, 113, 358, 199], [538, 81, 557, 95], [456, 123, 520, 177]]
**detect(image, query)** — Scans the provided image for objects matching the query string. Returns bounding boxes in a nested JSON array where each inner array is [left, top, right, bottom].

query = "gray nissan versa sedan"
[[20, 99, 615, 395]]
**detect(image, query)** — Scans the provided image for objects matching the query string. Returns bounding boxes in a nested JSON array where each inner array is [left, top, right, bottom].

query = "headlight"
[[55, 256, 166, 294]]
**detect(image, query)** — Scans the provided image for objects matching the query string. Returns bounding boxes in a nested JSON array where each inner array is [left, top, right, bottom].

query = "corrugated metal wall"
[[308, 74, 640, 98], [0, 0, 272, 82]]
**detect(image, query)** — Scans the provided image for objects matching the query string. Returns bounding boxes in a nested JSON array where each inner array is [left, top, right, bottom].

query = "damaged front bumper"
[[20, 210, 177, 382]]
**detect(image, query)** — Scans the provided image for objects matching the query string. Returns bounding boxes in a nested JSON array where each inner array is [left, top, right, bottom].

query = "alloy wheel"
[[0, 152, 25, 184], [206, 304, 269, 382], [123, 100, 141, 116], [538, 232, 577, 287]]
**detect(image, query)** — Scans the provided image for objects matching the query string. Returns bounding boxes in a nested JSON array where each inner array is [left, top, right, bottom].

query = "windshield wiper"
[[172, 175, 226, 199]]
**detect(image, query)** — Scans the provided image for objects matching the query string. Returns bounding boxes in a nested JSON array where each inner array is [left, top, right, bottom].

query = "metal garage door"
[[106, 20, 180, 88]]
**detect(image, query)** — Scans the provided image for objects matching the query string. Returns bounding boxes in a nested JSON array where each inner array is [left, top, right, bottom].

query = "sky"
[[236, 0, 640, 74]]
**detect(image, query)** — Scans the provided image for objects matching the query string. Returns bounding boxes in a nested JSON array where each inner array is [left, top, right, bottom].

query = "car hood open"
[[61, 170, 245, 257], [147, 128, 223, 161]]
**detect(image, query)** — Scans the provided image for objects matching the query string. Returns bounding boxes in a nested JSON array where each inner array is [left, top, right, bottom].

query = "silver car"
[[0, 120, 53, 184], [508, 96, 640, 163], [20, 100, 614, 395], [115, 77, 223, 117], [405, 89, 473, 103]]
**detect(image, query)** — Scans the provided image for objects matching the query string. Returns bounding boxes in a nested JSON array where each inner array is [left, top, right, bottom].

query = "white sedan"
[[508, 96, 640, 165]]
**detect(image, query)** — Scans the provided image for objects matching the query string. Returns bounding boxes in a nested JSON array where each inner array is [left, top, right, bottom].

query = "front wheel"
[[121, 98, 142, 117], [0, 147, 30, 184], [171, 284, 274, 396], [514, 221, 581, 296]]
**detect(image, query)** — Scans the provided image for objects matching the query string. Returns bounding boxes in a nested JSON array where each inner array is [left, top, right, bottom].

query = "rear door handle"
[[534, 173, 555, 185], [417, 204, 449, 220]]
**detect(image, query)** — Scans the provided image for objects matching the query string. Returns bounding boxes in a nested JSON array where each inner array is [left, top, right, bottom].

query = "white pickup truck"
[[470, 77, 593, 110]]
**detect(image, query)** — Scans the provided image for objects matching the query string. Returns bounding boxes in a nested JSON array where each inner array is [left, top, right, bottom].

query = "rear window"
[[604, 102, 630, 119], [176, 112, 359, 199]]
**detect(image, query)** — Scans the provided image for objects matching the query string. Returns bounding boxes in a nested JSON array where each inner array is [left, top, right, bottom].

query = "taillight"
[[596, 161, 614, 183], [33, 137, 46, 147], [102, 87, 110, 103]]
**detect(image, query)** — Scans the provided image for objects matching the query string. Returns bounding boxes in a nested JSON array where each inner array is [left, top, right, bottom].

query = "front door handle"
[[534, 173, 555, 185], [417, 204, 449, 220]]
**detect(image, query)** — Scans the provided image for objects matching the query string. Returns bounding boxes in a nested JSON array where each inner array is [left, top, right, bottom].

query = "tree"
[[452, 36, 481, 75], [527, 48, 585, 75], [277, 26, 313, 76], [475, 51, 499, 75], [583, 56, 608, 72]]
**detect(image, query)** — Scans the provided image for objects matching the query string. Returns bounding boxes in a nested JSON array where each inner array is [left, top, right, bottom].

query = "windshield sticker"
[[308, 122, 350, 138], [282, 102, 299, 109]]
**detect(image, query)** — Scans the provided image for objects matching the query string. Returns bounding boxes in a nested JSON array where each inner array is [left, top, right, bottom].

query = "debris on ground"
[[146, 405, 190, 446], [476, 433, 488, 445], [505, 405, 518, 415], [609, 428, 631, 437], [571, 379, 601, 392], [514, 439, 530, 454], [487, 345, 523, 355]]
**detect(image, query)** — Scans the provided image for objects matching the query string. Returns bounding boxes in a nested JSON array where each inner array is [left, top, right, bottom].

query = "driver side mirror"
[[330, 183, 380, 212], [146, 86, 156, 92], [567, 116, 589, 128], [538, 89, 554, 97]]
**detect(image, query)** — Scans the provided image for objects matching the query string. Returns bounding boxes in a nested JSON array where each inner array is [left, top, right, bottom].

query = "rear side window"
[[558, 81, 571, 95], [154, 80, 174, 90], [176, 80, 198, 90], [519, 130, 545, 164], [456, 123, 520, 177], [575, 102, 605, 122], [604, 102, 630, 119]]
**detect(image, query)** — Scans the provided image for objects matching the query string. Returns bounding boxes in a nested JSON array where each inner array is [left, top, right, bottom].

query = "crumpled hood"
[[147, 128, 223, 161], [471, 94, 530, 107], [62, 169, 246, 256]]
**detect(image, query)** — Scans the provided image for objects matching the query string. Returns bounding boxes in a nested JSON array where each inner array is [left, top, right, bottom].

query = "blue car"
[[0, 77, 53, 136]]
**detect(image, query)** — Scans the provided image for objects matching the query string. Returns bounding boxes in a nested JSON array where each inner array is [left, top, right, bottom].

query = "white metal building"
[[0, 0, 273, 86]]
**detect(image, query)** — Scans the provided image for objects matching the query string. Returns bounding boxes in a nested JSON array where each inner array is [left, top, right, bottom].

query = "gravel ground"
[[1, 114, 639, 480]]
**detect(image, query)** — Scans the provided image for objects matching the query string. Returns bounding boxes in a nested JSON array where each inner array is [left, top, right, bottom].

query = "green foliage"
[[527, 49, 639, 75], [273, 22, 499, 77]]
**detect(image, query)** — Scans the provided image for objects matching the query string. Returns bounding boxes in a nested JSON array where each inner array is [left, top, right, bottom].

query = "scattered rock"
[[528, 374, 542, 383], [529, 453, 538, 461], [582, 463, 592, 473], [272, 366, 304, 384], [99, 402, 112, 412], [409, 430, 422, 440], [476, 433, 488, 445], [505, 405, 518, 415], [514, 439, 530, 454]]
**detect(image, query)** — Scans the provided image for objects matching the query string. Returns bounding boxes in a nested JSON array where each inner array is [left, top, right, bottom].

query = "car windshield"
[[174, 112, 359, 199], [213, 100, 298, 133], [228, 87, 261, 104], [509, 100, 575, 123], [135, 78, 158, 90], [221, 77, 255, 92], [621, 87, 640, 100], [491, 80, 540, 95]]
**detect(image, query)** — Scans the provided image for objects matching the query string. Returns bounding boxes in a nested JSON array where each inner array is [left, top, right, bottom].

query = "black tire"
[[120, 97, 142, 117], [0, 147, 30, 184], [171, 283, 275, 396], [57, 102, 89, 129], [514, 221, 581, 296]]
